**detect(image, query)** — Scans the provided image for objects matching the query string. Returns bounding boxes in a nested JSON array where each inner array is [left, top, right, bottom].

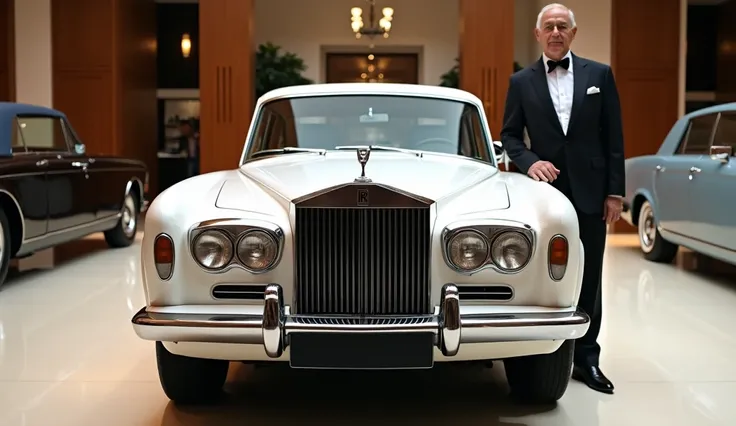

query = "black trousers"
[[553, 161, 608, 367]]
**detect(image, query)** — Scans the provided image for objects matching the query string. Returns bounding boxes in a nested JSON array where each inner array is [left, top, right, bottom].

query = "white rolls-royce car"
[[132, 83, 590, 405]]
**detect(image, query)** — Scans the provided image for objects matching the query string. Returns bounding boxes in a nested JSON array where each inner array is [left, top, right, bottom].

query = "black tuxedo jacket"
[[500, 53, 625, 215]]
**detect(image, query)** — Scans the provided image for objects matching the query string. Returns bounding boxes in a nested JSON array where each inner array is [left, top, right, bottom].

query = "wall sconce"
[[181, 33, 192, 58]]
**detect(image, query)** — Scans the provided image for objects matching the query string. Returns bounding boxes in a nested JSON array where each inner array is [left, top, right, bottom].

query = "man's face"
[[535, 7, 577, 61]]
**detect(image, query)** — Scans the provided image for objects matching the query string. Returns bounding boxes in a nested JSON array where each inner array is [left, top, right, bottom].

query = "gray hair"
[[536, 3, 577, 29]]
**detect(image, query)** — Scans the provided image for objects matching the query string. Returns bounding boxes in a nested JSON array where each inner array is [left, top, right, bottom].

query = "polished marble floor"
[[0, 233, 735, 426]]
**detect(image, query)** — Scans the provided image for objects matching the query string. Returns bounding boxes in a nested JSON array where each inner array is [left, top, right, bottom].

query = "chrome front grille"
[[294, 207, 432, 315]]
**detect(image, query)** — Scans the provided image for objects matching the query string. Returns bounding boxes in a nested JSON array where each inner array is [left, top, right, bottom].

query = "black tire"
[[0, 209, 11, 290], [504, 339, 574, 404], [155, 341, 230, 405], [637, 200, 678, 263], [104, 191, 139, 248]]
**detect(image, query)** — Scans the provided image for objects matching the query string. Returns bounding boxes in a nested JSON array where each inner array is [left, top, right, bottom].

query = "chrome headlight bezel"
[[442, 220, 535, 274], [489, 230, 533, 272], [445, 229, 491, 272], [235, 229, 280, 272], [191, 229, 235, 270], [188, 219, 284, 274]]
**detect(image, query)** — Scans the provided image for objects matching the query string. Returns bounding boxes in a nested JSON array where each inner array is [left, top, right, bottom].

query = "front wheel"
[[104, 192, 139, 248], [156, 342, 230, 405], [637, 200, 678, 263], [503, 339, 574, 404]]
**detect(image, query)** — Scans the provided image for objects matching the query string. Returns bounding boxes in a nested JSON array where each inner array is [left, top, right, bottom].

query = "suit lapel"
[[530, 57, 565, 135], [568, 54, 589, 134]]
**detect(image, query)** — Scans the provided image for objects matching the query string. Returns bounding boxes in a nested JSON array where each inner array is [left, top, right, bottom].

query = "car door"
[[688, 111, 736, 251], [60, 118, 122, 220], [16, 114, 95, 233], [3, 124, 49, 240], [652, 112, 718, 238]]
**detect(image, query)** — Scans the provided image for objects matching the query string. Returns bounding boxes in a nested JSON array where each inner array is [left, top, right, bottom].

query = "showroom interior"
[[0, 0, 735, 424]]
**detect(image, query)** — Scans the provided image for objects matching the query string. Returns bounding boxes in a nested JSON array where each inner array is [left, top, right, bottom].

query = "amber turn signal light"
[[154, 234, 174, 280], [548, 235, 568, 281]]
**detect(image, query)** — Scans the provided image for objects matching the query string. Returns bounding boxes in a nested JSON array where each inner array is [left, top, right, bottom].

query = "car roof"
[[0, 102, 66, 118], [682, 102, 736, 119], [0, 102, 67, 156], [257, 83, 484, 106]]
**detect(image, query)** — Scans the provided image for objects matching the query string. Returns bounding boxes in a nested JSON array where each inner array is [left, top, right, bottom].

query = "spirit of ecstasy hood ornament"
[[354, 147, 372, 183]]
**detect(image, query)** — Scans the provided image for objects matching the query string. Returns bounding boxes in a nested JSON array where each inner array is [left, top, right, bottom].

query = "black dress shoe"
[[572, 365, 614, 394]]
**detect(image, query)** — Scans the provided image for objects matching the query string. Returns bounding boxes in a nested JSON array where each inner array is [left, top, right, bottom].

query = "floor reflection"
[[159, 362, 567, 426]]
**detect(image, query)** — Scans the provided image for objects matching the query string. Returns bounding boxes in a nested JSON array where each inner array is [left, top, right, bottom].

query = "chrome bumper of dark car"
[[132, 284, 590, 364]]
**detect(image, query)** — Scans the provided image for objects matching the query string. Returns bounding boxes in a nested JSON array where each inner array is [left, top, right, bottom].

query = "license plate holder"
[[289, 332, 435, 370]]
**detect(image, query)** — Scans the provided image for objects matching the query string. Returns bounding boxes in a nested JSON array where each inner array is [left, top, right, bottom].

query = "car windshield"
[[243, 94, 493, 163]]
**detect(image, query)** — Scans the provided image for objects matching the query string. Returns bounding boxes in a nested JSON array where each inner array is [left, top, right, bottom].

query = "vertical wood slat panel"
[[199, 0, 254, 174], [610, 0, 681, 233], [458, 0, 514, 140]]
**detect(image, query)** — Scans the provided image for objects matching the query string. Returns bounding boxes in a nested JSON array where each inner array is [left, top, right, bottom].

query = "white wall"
[[14, 0, 53, 107]]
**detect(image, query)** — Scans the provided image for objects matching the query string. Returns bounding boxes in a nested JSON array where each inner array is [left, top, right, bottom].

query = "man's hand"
[[527, 160, 560, 182], [603, 196, 623, 224]]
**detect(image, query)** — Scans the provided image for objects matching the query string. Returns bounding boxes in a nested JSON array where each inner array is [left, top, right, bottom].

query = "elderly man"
[[500, 3, 625, 394]]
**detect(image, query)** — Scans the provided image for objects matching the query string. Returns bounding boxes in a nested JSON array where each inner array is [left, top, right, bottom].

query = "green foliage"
[[255, 42, 313, 99], [439, 58, 525, 89], [439, 58, 460, 88]]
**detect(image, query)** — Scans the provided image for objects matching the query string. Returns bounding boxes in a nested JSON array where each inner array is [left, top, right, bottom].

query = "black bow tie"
[[547, 57, 570, 73]]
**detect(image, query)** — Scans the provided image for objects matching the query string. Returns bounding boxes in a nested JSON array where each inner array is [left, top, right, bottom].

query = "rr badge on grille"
[[357, 188, 369, 206], [354, 147, 372, 183]]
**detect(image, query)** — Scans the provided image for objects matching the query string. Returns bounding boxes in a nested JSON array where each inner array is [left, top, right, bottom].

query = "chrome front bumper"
[[132, 284, 590, 359]]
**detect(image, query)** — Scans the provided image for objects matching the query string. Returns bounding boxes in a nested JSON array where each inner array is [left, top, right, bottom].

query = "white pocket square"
[[586, 86, 601, 95]]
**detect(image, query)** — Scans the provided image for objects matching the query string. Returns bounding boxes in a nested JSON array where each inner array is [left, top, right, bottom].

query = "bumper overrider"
[[132, 284, 590, 368]]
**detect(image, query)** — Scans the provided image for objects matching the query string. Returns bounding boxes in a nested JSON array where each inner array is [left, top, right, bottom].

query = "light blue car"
[[621, 103, 735, 265]]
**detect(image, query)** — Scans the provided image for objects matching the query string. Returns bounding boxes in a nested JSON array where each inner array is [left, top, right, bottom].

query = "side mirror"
[[710, 145, 732, 164], [493, 141, 510, 170], [74, 143, 86, 155]]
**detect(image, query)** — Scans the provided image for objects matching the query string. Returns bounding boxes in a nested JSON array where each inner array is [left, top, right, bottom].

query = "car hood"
[[215, 151, 510, 211]]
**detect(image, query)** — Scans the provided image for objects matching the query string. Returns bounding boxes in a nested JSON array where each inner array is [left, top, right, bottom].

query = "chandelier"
[[351, 0, 393, 39]]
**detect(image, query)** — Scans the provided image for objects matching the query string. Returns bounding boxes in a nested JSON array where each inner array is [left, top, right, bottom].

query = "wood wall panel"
[[0, 0, 14, 101], [611, 0, 681, 233], [52, 0, 157, 192], [458, 0, 514, 140], [52, 0, 115, 155], [116, 0, 158, 195], [199, 0, 255, 174], [716, 0, 736, 102]]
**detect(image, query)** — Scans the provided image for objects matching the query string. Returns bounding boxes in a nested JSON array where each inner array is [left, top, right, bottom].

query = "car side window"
[[467, 107, 491, 163], [712, 111, 736, 155], [677, 113, 717, 155], [248, 109, 286, 156], [15, 115, 70, 153]]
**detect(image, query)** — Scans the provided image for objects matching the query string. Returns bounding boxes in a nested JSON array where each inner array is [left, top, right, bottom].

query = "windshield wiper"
[[251, 147, 327, 159], [334, 145, 423, 157]]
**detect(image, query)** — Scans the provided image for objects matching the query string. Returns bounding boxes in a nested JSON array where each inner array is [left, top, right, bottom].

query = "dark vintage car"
[[0, 102, 149, 288]]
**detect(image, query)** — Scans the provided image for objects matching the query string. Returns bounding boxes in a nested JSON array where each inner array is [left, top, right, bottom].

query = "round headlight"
[[491, 231, 531, 271], [192, 230, 233, 270], [236, 230, 279, 271], [448, 230, 489, 271]]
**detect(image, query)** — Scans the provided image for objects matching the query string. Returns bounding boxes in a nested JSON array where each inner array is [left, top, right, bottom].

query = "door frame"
[[319, 45, 424, 84]]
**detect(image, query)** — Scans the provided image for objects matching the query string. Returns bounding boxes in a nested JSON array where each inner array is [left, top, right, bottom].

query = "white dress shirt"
[[543, 50, 574, 135]]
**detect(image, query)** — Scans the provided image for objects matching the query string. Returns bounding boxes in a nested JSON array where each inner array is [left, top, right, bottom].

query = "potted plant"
[[439, 58, 524, 88], [255, 42, 313, 99]]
